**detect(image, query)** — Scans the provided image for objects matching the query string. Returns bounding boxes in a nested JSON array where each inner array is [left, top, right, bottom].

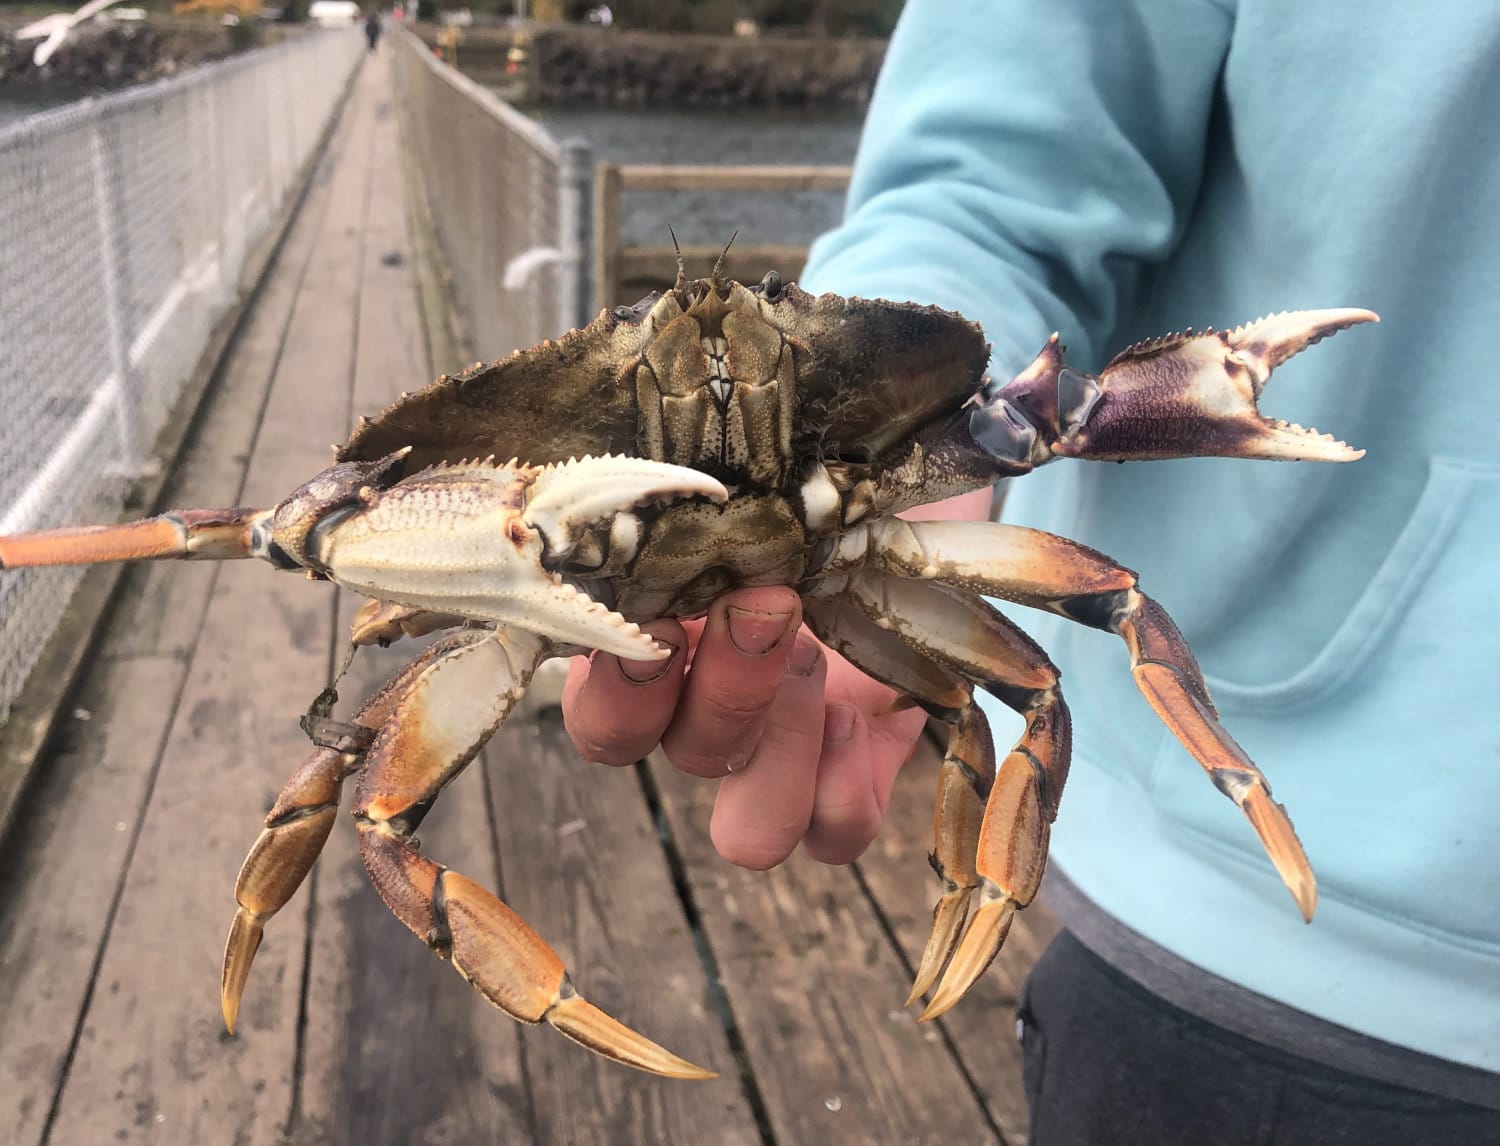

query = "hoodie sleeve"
[[799, 0, 1234, 374]]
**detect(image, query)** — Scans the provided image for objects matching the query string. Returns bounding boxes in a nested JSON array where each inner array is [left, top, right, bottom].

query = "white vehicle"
[[308, 0, 361, 27]]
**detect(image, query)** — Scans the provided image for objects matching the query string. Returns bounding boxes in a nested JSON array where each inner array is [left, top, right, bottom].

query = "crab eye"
[[759, 270, 784, 302], [613, 291, 660, 323]]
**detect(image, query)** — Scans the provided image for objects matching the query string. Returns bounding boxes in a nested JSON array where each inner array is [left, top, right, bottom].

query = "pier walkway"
[[0, 47, 1052, 1146]]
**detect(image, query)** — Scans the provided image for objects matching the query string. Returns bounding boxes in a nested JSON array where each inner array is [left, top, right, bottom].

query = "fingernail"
[[786, 636, 822, 677], [727, 607, 793, 656], [825, 704, 856, 745], [618, 639, 677, 684]]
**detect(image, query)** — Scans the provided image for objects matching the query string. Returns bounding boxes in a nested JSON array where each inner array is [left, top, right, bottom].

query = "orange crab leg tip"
[[916, 893, 1015, 1023], [220, 908, 265, 1035], [546, 995, 717, 1080], [905, 889, 971, 1007], [1239, 786, 1318, 922]]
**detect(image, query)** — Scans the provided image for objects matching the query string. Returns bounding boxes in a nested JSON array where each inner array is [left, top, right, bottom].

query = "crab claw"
[[979, 308, 1377, 466], [0, 507, 269, 569], [312, 454, 726, 661], [525, 453, 728, 555]]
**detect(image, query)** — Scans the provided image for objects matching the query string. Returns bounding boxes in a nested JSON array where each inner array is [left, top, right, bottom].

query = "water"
[[534, 105, 865, 248]]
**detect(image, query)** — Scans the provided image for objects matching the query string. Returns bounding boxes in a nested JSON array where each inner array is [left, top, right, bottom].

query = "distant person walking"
[[364, 9, 382, 52]]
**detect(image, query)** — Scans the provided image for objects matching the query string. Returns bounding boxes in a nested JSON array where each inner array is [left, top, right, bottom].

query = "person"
[[364, 7, 382, 53], [563, 1, 1500, 1142]]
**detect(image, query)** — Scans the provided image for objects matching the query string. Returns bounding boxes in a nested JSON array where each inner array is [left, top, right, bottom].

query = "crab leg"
[[914, 707, 994, 1008], [351, 626, 714, 1080], [0, 507, 267, 567], [350, 599, 468, 647], [841, 572, 1071, 1017], [221, 636, 462, 1033], [804, 585, 1071, 1016], [869, 518, 1317, 922]]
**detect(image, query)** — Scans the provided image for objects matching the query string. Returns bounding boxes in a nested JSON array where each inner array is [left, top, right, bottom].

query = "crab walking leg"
[[869, 518, 1317, 921], [351, 627, 715, 1080], [803, 590, 1070, 1016], [909, 706, 994, 1006], [349, 599, 468, 647], [844, 573, 1072, 1017], [0, 507, 267, 567], [222, 637, 463, 1033]]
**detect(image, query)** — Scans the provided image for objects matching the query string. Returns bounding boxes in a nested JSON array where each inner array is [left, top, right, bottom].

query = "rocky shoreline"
[[2, 21, 888, 111], [0, 23, 250, 96], [423, 25, 888, 110]]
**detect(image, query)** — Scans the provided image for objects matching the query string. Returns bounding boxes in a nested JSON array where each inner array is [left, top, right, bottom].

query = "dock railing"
[[393, 25, 854, 348], [0, 28, 364, 721], [593, 163, 852, 310], [393, 26, 590, 362]]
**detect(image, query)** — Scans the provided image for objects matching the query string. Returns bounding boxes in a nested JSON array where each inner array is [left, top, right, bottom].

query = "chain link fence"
[[393, 27, 591, 364], [0, 28, 363, 721]]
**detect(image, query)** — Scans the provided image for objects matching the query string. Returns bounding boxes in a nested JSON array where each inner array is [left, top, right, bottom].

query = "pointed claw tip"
[[1292, 877, 1318, 923], [915, 994, 959, 1023], [662, 1062, 720, 1081]]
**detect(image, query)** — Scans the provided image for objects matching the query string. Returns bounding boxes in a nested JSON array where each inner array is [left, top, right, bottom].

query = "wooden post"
[[592, 163, 850, 305], [592, 160, 622, 312]]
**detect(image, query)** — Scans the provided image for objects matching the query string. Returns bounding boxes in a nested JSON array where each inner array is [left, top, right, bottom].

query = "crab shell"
[[339, 275, 991, 488]]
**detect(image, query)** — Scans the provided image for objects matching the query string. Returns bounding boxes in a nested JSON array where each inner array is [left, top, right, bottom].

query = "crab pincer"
[[964, 308, 1378, 469]]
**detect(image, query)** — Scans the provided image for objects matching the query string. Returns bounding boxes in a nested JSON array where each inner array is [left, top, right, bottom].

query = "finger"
[[562, 619, 688, 767], [660, 586, 801, 778], [801, 704, 883, 865], [802, 655, 926, 864], [867, 705, 928, 817], [710, 633, 827, 870]]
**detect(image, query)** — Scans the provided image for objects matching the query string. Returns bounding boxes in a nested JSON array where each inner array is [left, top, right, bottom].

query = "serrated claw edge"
[[1224, 308, 1380, 390], [525, 453, 728, 555]]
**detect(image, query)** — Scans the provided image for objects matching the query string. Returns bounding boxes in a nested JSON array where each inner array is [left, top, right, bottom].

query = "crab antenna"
[[668, 226, 686, 290], [711, 230, 738, 287]]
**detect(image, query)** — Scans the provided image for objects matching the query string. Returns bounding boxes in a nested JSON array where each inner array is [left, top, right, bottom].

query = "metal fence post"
[[556, 136, 593, 330], [88, 110, 139, 473]]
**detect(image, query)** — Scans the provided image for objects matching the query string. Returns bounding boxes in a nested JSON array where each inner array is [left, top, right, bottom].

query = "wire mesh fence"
[[393, 27, 592, 364], [0, 27, 363, 721]]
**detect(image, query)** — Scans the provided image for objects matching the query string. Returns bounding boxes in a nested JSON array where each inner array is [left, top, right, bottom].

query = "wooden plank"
[[617, 165, 851, 193], [296, 55, 532, 1140], [647, 750, 1003, 1145], [854, 731, 1061, 1145], [42, 59, 385, 1146], [0, 68, 369, 1146], [484, 718, 762, 1146]]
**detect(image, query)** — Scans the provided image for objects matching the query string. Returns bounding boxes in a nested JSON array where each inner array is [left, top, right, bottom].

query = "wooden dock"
[[0, 51, 1055, 1146]]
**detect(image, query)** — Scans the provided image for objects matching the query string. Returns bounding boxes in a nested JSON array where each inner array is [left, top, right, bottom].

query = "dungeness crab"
[[0, 265, 1375, 1079]]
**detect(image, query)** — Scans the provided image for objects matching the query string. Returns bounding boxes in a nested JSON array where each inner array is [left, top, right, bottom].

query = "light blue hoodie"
[[800, 0, 1500, 1073]]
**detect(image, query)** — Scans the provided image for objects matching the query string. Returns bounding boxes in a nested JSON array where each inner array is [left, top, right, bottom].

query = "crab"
[[0, 265, 1376, 1080]]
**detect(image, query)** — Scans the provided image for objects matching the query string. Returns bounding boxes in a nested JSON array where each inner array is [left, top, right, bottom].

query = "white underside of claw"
[[1247, 419, 1366, 462], [313, 453, 725, 661], [526, 454, 728, 553], [1223, 308, 1377, 462], [1225, 308, 1379, 387]]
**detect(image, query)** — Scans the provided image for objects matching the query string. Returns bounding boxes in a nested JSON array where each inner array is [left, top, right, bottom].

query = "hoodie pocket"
[[1199, 456, 1493, 714]]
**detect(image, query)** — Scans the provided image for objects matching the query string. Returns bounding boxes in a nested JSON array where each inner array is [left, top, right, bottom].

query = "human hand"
[[562, 584, 927, 870]]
